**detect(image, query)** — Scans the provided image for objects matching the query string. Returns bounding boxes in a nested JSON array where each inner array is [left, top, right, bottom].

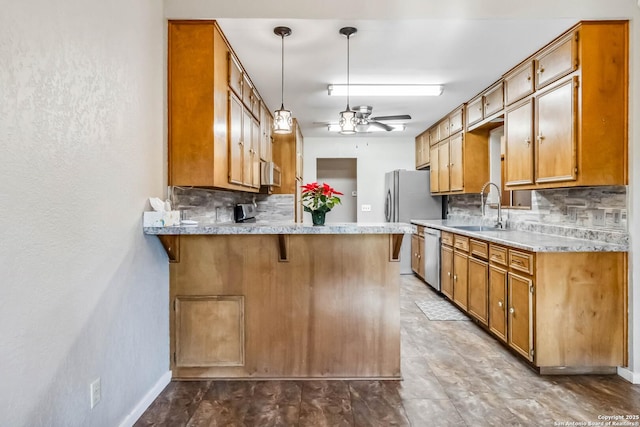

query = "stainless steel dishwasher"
[[423, 227, 441, 291]]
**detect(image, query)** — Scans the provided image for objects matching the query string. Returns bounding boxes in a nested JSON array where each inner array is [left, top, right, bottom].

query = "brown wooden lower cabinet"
[[169, 233, 401, 379], [441, 233, 627, 373]]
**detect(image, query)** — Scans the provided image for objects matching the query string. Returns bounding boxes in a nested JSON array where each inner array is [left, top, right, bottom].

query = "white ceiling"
[[165, 0, 638, 139]]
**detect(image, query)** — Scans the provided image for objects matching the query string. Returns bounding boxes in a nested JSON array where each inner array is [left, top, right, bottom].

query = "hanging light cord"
[[280, 32, 285, 109], [345, 33, 350, 110]]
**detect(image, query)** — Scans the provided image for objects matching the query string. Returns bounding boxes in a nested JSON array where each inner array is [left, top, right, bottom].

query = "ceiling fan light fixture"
[[328, 123, 406, 133], [327, 84, 444, 97], [273, 26, 293, 134]]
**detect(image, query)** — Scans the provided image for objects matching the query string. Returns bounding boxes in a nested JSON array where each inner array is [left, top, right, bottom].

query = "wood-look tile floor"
[[135, 275, 640, 426]]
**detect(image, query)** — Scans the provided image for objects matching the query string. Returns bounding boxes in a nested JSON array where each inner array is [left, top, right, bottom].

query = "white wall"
[[0, 1, 169, 426], [304, 137, 414, 223]]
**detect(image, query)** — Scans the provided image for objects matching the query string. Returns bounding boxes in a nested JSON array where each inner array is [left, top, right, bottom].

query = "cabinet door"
[[418, 236, 426, 278], [535, 78, 577, 184], [488, 265, 507, 342], [438, 118, 450, 141], [484, 81, 504, 117], [251, 118, 261, 188], [468, 257, 488, 326], [466, 96, 484, 128], [441, 245, 454, 300], [228, 53, 243, 98], [438, 140, 450, 193], [504, 61, 534, 106], [411, 234, 420, 275], [535, 32, 577, 90], [449, 108, 464, 135], [508, 272, 534, 361], [505, 99, 534, 186], [430, 144, 439, 193], [259, 104, 272, 162], [242, 108, 253, 187], [453, 251, 468, 310], [175, 296, 244, 367], [228, 92, 244, 185], [295, 125, 303, 180], [449, 133, 464, 192], [415, 136, 423, 169], [421, 135, 430, 166]]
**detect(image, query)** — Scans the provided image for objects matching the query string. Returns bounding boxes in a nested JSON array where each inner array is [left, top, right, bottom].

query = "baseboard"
[[118, 370, 172, 427], [617, 366, 640, 384]]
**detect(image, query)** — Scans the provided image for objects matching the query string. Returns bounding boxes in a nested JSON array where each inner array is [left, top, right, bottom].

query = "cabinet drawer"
[[489, 244, 508, 266], [441, 231, 454, 246], [504, 61, 534, 106], [466, 96, 484, 127], [449, 107, 464, 134], [484, 81, 504, 117], [470, 239, 488, 259], [508, 250, 534, 275], [535, 32, 577, 90], [453, 235, 469, 252]]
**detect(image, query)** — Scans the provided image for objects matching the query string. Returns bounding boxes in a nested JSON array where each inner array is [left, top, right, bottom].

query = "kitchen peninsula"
[[144, 222, 413, 380]]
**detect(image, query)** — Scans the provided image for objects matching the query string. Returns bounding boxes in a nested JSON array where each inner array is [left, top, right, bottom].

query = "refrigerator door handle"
[[385, 190, 392, 222]]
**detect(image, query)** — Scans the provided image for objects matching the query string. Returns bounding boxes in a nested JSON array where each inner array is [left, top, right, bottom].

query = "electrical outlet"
[[90, 378, 101, 409], [361, 204, 371, 212]]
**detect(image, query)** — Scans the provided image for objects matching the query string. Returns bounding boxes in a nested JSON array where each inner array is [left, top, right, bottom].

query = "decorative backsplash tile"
[[447, 186, 628, 245], [169, 186, 294, 224]]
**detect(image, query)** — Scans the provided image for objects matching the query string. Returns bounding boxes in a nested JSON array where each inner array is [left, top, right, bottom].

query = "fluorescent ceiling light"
[[327, 84, 444, 97], [327, 124, 406, 133]]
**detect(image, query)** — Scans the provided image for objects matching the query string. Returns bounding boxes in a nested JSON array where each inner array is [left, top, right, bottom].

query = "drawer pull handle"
[[513, 259, 523, 265]]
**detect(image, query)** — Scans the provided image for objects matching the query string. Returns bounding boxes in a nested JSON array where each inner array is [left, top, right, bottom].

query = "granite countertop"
[[411, 219, 628, 253], [143, 221, 414, 235]]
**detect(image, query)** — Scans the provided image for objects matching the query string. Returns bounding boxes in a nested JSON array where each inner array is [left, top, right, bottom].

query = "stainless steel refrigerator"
[[384, 169, 443, 274]]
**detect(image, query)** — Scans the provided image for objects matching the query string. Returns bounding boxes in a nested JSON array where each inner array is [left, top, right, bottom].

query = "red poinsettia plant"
[[301, 182, 343, 213]]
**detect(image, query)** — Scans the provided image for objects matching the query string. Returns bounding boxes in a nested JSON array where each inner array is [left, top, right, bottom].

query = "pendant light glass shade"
[[339, 109, 357, 134], [273, 105, 292, 134], [273, 26, 292, 134], [338, 27, 357, 135]]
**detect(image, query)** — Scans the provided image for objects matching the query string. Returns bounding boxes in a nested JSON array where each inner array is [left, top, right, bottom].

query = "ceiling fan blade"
[[371, 114, 412, 121], [368, 120, 394, 131]]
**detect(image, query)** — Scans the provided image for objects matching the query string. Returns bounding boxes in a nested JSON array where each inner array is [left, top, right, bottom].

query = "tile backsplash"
[[447, 186, 628, 244], [169, 186, 294, 224]]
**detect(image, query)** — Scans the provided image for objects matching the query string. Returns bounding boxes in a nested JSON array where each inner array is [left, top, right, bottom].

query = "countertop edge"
[[411, 220, 628, 253], [143, 222, 415, 235]]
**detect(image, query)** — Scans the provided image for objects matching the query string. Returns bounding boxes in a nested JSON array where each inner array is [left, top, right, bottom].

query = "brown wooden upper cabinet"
[[415, 131, 430, 170], [466, 81, 504, 130], [504, 20, 628, 190], [168, 20, 268, 192]]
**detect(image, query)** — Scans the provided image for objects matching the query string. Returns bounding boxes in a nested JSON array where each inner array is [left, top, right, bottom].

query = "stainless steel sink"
[[450, 225, 506, 232]]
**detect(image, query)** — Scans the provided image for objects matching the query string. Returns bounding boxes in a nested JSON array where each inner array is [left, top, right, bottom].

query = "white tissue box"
[[143, 211, 181, 227]]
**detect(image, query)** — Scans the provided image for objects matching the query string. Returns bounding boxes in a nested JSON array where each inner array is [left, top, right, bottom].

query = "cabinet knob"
[[525, 137, 531, 146], [478, 107, 483, 112], [526, 75, 532, 81], [453, 275, 457, 281], [447, 272, 451, 277], [537, 134, 545, 143], [498, 300, 503, 308], [509, 307, 515, 314], [536, 67, 545, 74]]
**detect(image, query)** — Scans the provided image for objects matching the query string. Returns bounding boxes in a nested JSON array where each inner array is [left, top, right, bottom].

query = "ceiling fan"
[[352, 105, 411, 132]]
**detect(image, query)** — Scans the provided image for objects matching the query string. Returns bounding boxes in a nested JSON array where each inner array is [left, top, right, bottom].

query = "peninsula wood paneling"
[[169, 234, 401, 379]]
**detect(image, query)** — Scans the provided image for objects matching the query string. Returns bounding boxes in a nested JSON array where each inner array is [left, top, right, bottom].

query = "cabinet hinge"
[[173, 299, 176, 311], [530, 348, 535, 358], [575, 167, 578, 174], [575, 32, 579, 42], [529, 285, 534, 294]]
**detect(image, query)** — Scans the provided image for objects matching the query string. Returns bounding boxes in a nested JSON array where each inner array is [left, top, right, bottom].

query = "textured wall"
[[0, 1, 167, 426]]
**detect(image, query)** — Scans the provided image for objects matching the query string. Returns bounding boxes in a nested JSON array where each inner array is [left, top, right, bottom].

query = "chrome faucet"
[[480, 182, 503, 229]]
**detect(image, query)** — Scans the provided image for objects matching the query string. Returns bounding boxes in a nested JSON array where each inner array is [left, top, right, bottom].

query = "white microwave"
[[260, 162, 281, 187]]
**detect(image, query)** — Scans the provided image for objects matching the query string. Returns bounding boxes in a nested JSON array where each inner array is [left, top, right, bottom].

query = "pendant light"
[[338, 27, 358, 135], [273, 26, 293, 134]]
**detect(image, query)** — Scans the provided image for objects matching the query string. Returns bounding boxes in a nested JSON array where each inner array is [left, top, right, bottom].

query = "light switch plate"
[[361, 204, 372, 212]]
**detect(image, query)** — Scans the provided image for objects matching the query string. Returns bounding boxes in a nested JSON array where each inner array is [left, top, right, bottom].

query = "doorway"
[[316, 158, 357, 223]]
